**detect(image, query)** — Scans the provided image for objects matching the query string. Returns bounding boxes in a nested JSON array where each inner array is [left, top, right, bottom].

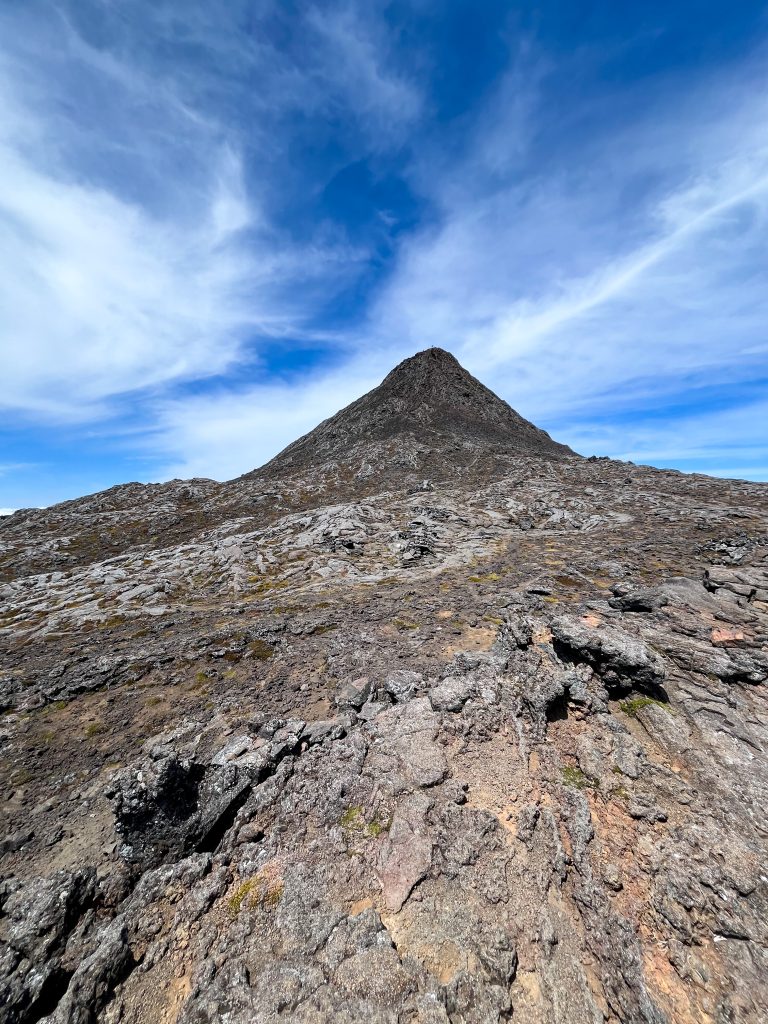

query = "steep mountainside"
[[1, 350, 767, 1024], [257, 347, 571, 478]]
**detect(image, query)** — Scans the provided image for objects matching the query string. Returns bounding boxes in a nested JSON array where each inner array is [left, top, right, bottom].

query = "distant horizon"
[[2, 2, 768, 508]]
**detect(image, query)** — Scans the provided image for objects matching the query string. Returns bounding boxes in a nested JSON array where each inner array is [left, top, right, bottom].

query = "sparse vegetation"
[[561, 765, 597, 790], [393, 618, 419, 630], [249, 639, 275, 660], [99, 614, 127, 630], [340, 804, 391, 840], [46, 700, 68, 713], [250, 578, 291, 594], [228, 865, 284, 916], [619, 696, 669, 718], [228, 878, 259, 916]]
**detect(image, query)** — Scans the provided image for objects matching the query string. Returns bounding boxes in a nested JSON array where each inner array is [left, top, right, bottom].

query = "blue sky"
[[1, 1, 768, 510]]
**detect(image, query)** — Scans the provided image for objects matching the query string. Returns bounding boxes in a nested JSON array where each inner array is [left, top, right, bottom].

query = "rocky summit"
[[1, 349, 767, 1024]]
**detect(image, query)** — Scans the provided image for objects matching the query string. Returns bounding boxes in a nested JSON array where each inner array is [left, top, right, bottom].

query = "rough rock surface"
[[1, 348, 767, 1023]]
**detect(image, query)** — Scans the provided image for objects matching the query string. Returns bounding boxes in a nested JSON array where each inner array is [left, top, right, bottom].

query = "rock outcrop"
[[1, 349, 767, 1023]]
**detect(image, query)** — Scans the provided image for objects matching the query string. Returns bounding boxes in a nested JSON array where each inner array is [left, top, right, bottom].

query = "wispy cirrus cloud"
[[146, 361, 382, 482], [0, 0, 418, 425], [1, 2, 767, 505], [144, 39, 768, 483], [363, 50, 768, 429]]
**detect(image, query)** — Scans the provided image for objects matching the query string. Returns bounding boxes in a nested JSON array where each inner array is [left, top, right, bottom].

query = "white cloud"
[[147, 361, 383, 481], [139, 47, 768, 485], [0, 1, 416, 423], [0, 22, 293, 421], [1, 5, 766, 491], [361, 58, 768, 438], [305, 2, 422, 144], [556, 395, 768, 470], [0, 135, 274, 418]]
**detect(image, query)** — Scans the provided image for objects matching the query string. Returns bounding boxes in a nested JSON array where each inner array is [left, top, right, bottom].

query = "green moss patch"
[[340, 805, 391, 840], [561, 765, 597, 790], [618, 696, 669, 718]]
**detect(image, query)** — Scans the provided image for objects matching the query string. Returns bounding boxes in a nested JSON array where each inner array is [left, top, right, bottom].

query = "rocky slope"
[[1, 348, 767, 1024]]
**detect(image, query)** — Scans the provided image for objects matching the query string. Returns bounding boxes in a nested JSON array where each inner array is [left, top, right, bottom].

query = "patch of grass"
[[312, 623, 337, 635], [249, 639, 275, 660], [251, 579, 291, 594], [145, 696, 163, 707], [553, 575, 580, 587], [483, 615, 504, 626], [364, 816, 391, 838], [561, 765, 597, 791], [84, 721, 106, 738], [263, 881, 285, 907], [340, 805, 364, 830], [618, 696, 669, 718], [393, 618, 419, 631], [468, 572, 501, 584], [99, 615, 127, 630], [45, 700, 69, 713]]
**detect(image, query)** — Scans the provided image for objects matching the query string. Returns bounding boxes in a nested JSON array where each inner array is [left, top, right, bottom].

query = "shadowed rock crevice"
[[26, 967, 74, 1024]]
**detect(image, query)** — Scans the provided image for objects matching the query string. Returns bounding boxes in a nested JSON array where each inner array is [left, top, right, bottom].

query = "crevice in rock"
[[545, 690, 570, 723], [550, 639, 669, 703], [158, 762, 207, 823], [88, 947, 140, 1024], [194, 785, 253, 854], [26, 966, 74, 1024]]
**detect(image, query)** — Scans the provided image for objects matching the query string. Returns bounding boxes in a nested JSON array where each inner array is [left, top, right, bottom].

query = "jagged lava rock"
[[1, 348, 767, 1024]]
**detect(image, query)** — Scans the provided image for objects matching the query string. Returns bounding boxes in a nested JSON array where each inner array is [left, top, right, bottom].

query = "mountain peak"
[[376, 346, 478, 397], [385, 345, 461, 372], [257, 348, 573, 485]]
